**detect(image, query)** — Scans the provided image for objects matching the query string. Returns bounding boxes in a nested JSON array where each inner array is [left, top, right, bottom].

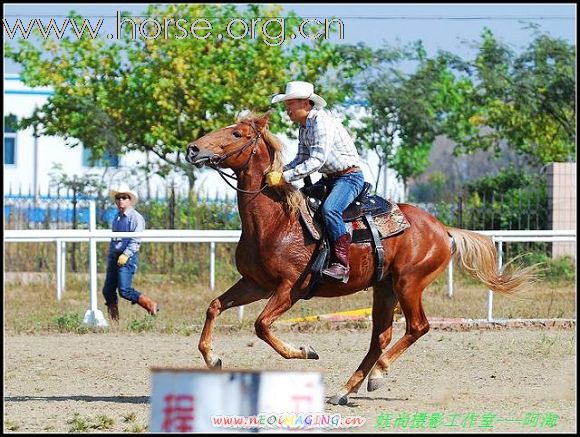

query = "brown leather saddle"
[[299, 180, 410, 299], [303, 181, 392, 233]]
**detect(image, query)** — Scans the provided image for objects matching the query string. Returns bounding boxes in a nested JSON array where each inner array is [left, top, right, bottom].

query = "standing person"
[[102, 183, 159, 321], [266, 81, 365, 283]]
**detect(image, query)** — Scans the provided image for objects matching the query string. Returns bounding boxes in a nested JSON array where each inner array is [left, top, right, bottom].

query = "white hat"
[[109, 183, 139, 206], [271, 81, 327, 109]]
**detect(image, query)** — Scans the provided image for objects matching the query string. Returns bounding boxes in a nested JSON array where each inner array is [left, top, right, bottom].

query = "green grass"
[[4, 420, 20, 431], [3, 266, 575, 335], [66, 413, 114, 432], [66, 413, 90, 432]]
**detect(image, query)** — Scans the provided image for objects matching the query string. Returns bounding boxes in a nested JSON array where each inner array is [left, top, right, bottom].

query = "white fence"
[[4, 202, 576, 326]]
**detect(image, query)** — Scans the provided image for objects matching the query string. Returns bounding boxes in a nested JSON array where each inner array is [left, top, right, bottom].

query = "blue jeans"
[[102, 253, 142, 305], [321, 171, 365, 242]]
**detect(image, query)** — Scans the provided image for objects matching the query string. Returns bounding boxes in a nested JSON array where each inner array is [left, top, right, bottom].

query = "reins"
[[208, 121, 275, 195]]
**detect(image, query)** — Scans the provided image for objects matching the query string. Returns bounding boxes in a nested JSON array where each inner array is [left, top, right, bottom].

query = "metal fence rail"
[[4, 202, 576, 327]]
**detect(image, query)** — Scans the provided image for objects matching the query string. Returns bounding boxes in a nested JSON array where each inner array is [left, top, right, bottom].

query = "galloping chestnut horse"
[[185, 112, 536, 405]]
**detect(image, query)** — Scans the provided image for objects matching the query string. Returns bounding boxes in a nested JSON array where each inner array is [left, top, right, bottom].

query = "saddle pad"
[[299, 200, 410, 243], [347, 204, 411, 243]]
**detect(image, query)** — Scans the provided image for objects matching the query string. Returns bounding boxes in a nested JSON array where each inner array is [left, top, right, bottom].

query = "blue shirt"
[[108, 207, 146, 257]]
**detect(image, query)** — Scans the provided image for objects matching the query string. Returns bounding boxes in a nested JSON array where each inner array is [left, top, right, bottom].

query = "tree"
[[353, 42, 458, 194], [440, 28, 576, 165], [5, 4, 362, 194], [49, 164, 106, 271]]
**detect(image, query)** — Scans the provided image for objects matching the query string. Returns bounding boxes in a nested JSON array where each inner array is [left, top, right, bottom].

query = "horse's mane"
[[239, 114, 303, 216]]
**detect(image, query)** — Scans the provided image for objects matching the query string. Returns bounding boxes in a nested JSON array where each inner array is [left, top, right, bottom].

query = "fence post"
[[83, 200, 108, 327], [210, 242, 216, 291], [56, 239, 62, 300], [56, 240, 67, 299], [61, 241, 66, 296], [447, 260, 453, 298], [487, 239, 503, 322]]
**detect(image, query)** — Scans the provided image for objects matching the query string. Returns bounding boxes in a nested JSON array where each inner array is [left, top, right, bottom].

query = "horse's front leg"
[[199, 277, 269, 369], [254, 280, 319, 360]]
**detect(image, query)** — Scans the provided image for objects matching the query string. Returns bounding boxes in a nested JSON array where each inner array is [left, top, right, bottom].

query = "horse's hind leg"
[[329, 276, 398, 405], [367, 266, 446, 392], [199, 277, 268, 369]]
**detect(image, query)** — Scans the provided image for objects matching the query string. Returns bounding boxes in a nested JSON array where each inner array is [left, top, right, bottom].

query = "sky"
[[3, 3, 577, 74]]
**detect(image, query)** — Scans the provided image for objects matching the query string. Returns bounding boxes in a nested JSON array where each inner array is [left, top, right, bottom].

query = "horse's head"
[[186, 112, 270, 171]]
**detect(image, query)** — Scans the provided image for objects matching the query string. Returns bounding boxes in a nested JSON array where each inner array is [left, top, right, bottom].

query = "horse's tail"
[[447, 227, 537, 295]]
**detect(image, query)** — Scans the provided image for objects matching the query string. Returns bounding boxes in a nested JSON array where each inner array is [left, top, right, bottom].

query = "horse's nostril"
[[186, 144, 199, 162]]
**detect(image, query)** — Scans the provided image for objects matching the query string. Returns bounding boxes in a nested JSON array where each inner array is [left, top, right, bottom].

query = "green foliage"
[[66, 413, 114, 432], [464, 167, 537, 197], [518, 253, 576, 282], [136, 197, 240, 231], [127, 316, 157, 333], [409, 171, 455, 203], [52, 312, 89, 333], [353, 42, 465, 190], [461, 167, 548, 230], [67, 413, 90, 432], [49, 163, 107, 200], [430, 200, 456, 226], [410, 165, 549, 233], [413, 167, 548, 232], [5, 420, 20, 431], [440, 28, 576, 165], [355, 28, 574, 193], [93, 415, 115, 430], [5, 4, 364, 193], [122, 413, 138, 423]]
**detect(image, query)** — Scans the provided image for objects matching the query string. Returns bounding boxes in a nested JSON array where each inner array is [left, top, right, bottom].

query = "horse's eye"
[[233, 131, 242, 138]]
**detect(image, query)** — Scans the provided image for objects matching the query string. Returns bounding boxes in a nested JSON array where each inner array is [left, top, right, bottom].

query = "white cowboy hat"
[[109, 183, 139, 206], [271, 81, 327, 109]]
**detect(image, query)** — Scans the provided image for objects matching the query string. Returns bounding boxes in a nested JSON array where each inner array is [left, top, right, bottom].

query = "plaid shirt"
[[108, 207, 145, 258], [282, 108, 361, 182]]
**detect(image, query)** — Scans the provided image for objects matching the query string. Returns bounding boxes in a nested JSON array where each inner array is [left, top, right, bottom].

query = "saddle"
[[299, 180, 411, 299]]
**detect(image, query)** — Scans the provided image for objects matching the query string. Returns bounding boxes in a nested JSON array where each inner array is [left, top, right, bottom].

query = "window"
[[4, 137, 15, 165], [82, 147, 119, 168], [4, 115, 17, 165]]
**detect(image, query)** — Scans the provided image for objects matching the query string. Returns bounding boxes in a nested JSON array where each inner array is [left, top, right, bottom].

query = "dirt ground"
[[3, 327, 576, 433]]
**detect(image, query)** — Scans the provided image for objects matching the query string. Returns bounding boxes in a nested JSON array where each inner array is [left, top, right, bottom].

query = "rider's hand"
[[117, 254, 129, 266], [266, 171, 284, 187]]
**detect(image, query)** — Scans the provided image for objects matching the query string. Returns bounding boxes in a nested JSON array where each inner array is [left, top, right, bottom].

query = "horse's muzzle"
[[186, 143, 213, 168]]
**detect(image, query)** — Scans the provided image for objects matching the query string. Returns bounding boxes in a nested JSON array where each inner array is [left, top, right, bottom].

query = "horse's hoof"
[[367, 377, 385, 392], [210, 358, 223, 369], [327, 394, 348, 406], [300, 345, 319, 359]]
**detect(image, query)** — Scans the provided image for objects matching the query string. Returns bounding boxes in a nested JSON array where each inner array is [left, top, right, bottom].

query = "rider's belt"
[[324, 166, 361, 178]]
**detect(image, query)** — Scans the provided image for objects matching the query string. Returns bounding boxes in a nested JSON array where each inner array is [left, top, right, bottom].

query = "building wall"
[[547, 162, 576, 259]]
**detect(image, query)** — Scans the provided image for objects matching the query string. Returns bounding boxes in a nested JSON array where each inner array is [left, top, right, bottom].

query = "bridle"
[[207, 121, 274, 194]]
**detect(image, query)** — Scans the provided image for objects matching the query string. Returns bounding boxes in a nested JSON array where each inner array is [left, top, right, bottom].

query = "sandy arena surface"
[[3, 327, 576, 433]]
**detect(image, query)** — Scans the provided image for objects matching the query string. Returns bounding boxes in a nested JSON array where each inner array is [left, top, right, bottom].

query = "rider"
[[266, 81, 365, 283]]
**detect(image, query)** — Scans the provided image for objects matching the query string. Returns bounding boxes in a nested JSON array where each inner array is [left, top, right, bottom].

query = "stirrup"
[[322, 264, 350, 283]]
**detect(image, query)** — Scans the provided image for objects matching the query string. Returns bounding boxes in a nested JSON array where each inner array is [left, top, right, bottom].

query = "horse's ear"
[[254, 111, 272, 131]]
